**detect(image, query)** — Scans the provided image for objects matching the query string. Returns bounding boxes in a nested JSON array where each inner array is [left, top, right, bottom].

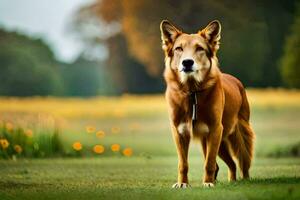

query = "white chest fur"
[[177, 123, 188, 135], [177, 122, 209, 136], [194, 122, 210, 136]]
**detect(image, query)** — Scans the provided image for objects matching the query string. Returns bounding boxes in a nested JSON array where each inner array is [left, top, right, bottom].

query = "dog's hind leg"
[[218, 141, 236, 181], [228, 119, 255, 179]]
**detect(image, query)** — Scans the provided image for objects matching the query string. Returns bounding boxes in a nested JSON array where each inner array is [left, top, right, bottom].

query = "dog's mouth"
[[180, 68, 193, 73], [180, 68, 199, 74], [180, 66, 194, 73], [178, 68, 203, 83]]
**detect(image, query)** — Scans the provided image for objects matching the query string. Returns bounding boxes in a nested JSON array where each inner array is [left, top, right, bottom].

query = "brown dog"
[[160, 20, 255, 188]]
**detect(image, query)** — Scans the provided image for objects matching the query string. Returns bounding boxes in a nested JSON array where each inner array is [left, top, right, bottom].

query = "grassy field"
[[0, 157, 300, 200], [0, 89, 300, 199]]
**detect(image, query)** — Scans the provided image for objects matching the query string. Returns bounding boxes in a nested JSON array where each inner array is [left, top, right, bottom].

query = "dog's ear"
[[160, 20, 181, 51], [200, 20, 221, 52]]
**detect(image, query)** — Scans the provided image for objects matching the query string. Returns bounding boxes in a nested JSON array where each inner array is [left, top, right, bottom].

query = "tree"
[[60, 56, 116, 96], [75, 0, 296, 89], [0, 29, 63, 96], [280, 3, 300, 88], [73, 4, 164, 94]]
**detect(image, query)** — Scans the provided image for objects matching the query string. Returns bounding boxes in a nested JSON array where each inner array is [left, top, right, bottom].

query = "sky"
[[0, 0, 95, 63]]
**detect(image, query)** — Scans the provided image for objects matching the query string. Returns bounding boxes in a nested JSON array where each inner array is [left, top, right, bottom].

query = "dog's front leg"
[[171, 123, 191, 188], [203, 124, 223, 187]]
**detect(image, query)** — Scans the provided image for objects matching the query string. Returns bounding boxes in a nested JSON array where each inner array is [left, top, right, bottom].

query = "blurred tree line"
[[74, 0, 299, 92], [0, 29, 115, 96], [280, 2, 300, 88], [0, 29, 62, 96], [0, 0, 299, 97]]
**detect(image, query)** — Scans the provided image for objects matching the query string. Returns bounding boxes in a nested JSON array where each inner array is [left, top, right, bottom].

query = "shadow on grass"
[[216, 176, 300, 188], [0, 181, 54, 190], [0, 177, 299, 191], [240, 177, 300, 184]]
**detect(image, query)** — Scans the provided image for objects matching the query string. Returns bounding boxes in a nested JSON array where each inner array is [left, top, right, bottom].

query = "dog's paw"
[[203, 182, 214, 188], [172, 183, 191, 189]]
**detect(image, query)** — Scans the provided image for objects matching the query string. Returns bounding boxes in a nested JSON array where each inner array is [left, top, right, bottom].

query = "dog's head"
[[160, 20, 221, 83]]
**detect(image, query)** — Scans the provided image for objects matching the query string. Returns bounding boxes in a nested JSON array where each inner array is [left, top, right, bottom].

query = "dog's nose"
[[182, 59, 194, 72]]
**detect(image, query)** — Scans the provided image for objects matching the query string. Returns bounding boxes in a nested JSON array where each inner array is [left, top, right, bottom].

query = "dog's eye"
[[175, 46, 183, 52], [196, 46, 204, 52]]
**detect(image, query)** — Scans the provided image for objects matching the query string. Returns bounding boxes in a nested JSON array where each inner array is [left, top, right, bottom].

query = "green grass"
[[0, 157, 299, 200], [0, 94, 300, 199]]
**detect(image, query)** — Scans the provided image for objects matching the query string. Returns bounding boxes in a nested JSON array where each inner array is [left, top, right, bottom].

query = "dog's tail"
[[229, 89, 255, 178]]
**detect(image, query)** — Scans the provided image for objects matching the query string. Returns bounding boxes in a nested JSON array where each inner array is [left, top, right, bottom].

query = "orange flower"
[[14, 145, 22, 153], [0, 139, 9, 149], [123, 148, 133, 157], [72, 142, 82, 151], [25, 129, 33, 137], [111, 144, 120, 152], [86, 126, 96, 133], [96, 130, 105, 138], [111, 127, 120, 134], [5, 122, 13, 132], [93, 145, 105, 154]]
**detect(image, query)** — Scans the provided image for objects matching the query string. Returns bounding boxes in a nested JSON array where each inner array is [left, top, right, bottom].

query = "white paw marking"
[[172, 183, 191, 189], [177, 123, 188, 135], [203, 182, 214, 188]]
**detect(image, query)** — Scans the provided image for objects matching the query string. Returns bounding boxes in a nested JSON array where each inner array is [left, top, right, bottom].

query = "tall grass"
[[0, 116, 64, 159], [0, 113, 135, 159]]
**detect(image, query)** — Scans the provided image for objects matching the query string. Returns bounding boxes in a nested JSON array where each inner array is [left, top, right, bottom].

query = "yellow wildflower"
[[111, 144, 120, 152], [86, 126, 96, 133], [14, 145, 22, 153], [123, 148, 133, 157], [0, 139, 9, 149], [25, 129, 33, 137], [72, 142, 82, 151], [96, 130, 105, 138], [5, 122, 13, 132], [93, 145, 105, 154]]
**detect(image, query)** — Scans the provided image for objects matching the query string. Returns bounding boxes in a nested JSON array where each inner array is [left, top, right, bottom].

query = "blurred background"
[[0, 0, 299, 97], [0, 0, 299, 159], [0, 1, 300, 198]]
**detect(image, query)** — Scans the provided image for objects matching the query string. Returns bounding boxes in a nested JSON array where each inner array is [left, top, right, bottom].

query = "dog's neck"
[[164, 56, 221, 95]]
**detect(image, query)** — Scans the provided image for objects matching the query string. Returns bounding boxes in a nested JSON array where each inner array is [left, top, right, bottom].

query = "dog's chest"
[[177, 120, 209, 136], [193, 121, 210, 136], [168, 89, 212, 136]]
